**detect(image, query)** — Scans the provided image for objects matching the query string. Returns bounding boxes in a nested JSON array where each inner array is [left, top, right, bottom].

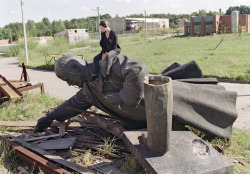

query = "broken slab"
[[122, 130, 234, 174], [25, 134, 60, 142], [37, 137, 76, 150]]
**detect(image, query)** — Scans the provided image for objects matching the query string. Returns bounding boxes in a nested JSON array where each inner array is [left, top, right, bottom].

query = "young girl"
[[92, 20, 121, 81]]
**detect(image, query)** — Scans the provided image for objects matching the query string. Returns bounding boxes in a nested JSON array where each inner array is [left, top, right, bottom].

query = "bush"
[[5, 38, 39, 57], [18, 37, 70, 67], [169, 22, 179, 28], [5, 44, 22, 57]]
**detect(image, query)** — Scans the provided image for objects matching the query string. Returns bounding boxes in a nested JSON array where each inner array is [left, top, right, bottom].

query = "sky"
[[1, 0, 250, 27]]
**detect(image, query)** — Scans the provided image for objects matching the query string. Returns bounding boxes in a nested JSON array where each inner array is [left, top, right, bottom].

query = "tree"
[[101, 13, 112, 19], [52, 20, 65, 35], [4, 22, 23, 41], [42, 17, 51, 26], [27, 20, 37, 37], [64, 20, 70, 29], [225, 5, 250, 15], [126, 13, 144, 18]]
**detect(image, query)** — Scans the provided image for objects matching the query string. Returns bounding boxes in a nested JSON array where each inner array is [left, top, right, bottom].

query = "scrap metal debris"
[[0, 111, 129, 174], [0, 63, 44, 100]]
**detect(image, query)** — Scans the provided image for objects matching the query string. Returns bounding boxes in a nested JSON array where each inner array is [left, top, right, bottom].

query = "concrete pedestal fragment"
[[123, 130, 234, 174], [144, 75, 173, 155]]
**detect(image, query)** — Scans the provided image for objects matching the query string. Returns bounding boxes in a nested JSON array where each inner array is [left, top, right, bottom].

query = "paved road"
[[0, 57, 249, 133], [0, 57, 78, 100]]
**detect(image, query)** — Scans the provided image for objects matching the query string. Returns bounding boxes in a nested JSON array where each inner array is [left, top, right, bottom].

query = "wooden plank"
[[18, 83, 44, 94], [25, 134, 60, 142], [0, 84, 22, 99], [0, 75, 23, 99], [0, 81, 29, 88], [59, 122, 65, 137], [0, 121, 37, 127], [0, 121, 81, 127], [37, 137, 76, 150], [10, 135, 94, 174]]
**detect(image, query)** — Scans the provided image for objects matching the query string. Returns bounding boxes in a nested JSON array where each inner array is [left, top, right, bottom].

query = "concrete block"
[[123, 130, 234, 174]]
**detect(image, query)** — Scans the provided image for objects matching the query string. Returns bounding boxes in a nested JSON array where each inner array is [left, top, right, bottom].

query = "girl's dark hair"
[[99, 20, 109, 28]]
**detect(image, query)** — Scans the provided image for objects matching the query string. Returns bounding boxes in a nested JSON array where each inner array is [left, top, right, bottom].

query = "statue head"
[[55, 55, 90, 88]]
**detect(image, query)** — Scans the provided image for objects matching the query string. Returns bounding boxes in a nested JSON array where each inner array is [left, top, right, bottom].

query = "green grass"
[[0, 92, 63, 121], [6, 32, 250, 82], [67, 33, 250, 83], [222, 129, 250, 173], [120, 156, 146, 174]]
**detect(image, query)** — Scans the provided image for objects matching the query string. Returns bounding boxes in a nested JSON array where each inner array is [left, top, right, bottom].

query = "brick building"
[[184, 13, 250, 36]]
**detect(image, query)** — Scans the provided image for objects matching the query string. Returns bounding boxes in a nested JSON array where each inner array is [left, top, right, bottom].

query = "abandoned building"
[[54, 29, 89, 44], [106, 17, 169, 34], [184, 11, 250, 36]]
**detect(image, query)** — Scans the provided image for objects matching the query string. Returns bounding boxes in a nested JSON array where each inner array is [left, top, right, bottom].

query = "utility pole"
[[92, 7, 101, 39], [97, 7, 101, 39], [144, 10, 147, 40], [20, 0, 29, 63]]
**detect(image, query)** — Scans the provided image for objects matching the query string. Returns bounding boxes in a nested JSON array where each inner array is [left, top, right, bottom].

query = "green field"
[[9, 33, 250, 82]]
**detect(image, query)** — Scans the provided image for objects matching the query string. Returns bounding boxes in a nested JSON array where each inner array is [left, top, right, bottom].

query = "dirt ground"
[[0, 57, 249, 133]]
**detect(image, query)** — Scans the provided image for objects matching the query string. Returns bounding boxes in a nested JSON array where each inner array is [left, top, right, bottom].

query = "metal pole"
[[97, 7, 101, 39], [144, 10, 147, 40], [20, 0, 29, 63]]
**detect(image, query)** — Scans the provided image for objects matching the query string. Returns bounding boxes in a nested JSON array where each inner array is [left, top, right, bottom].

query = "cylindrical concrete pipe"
[[144, 75, 173, 155]]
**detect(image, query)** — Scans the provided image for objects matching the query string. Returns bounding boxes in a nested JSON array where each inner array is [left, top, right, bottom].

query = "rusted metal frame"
[[20, 63, 30, 81], [77, 55, 84, 59], [18, 83, 45, 94], [0, 83, 44, 98], [45, 56, 56, 65], [0, 77, 23, 100], [0, 85, 12, 99], [0, 75, 23, 97], [45, 54, 83, 65], [0, 136, 71, 174]]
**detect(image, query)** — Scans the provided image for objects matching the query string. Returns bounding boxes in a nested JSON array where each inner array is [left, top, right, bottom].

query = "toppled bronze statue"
[[35, 54, 238, 139]]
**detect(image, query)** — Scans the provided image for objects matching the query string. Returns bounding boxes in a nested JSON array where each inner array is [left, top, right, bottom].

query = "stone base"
[[122, 130, 234, 174]]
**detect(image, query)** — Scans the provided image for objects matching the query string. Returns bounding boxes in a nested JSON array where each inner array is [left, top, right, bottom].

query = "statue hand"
[[34, 116, 54, 132]]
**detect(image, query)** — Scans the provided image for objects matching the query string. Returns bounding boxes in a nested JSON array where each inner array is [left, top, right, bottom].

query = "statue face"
[[62, 71, 84, 88], [55, 55, 88, 88]]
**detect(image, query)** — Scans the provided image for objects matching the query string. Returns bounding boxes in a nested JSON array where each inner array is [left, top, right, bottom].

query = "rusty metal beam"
[[20, 63, 30, 82], [18, 83, 44, 93], [0, 136, 71, 174], [0, 83, 45, 98]]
